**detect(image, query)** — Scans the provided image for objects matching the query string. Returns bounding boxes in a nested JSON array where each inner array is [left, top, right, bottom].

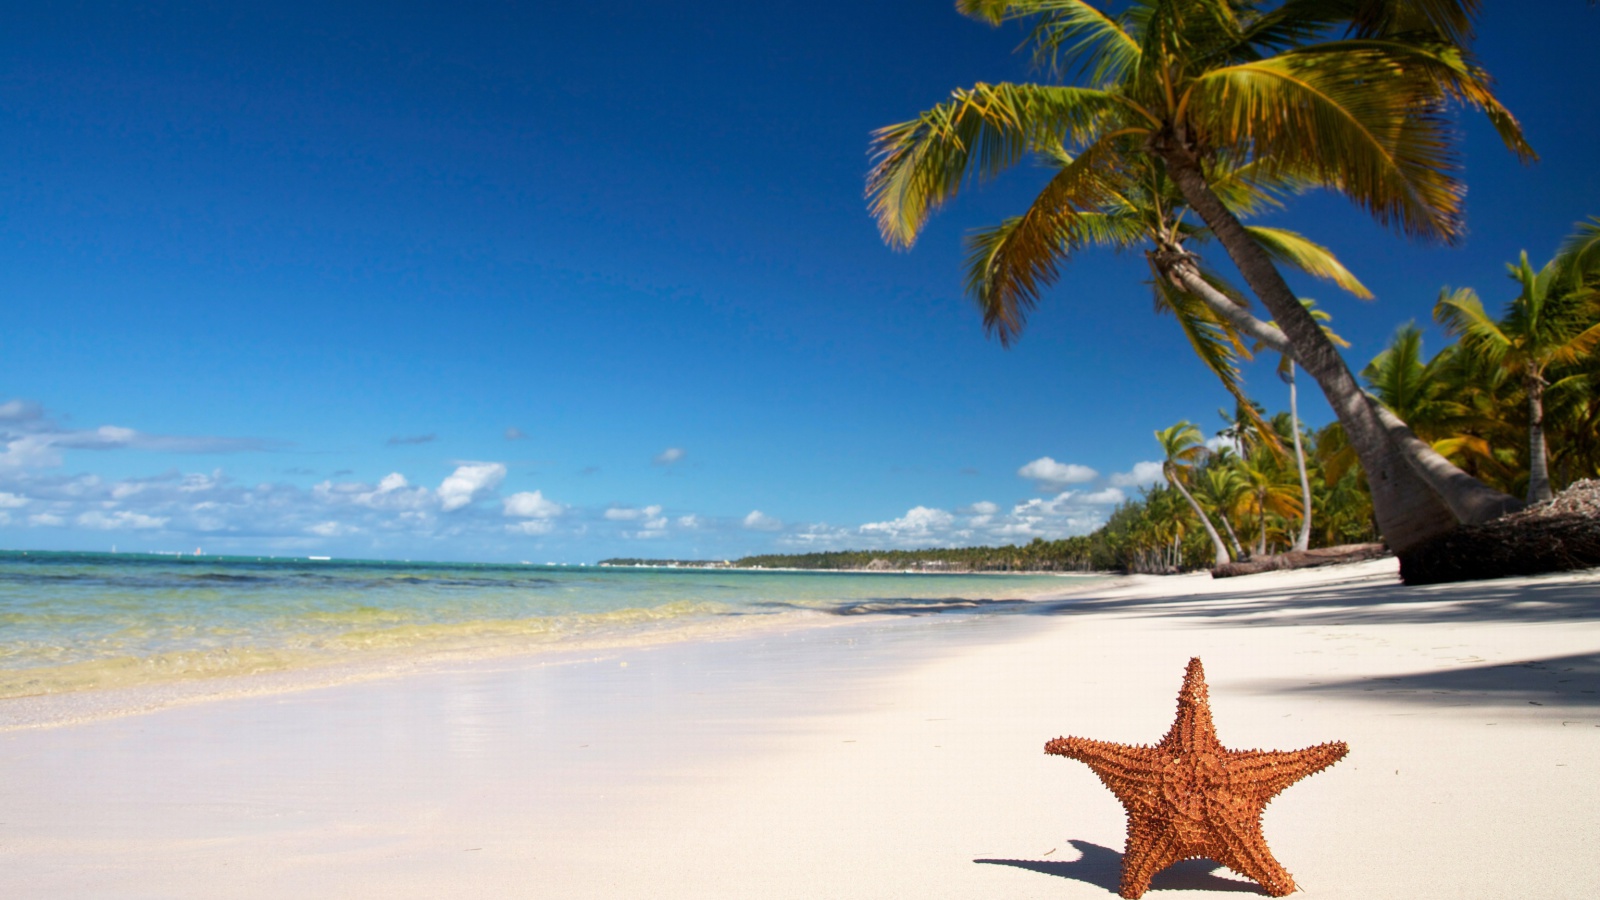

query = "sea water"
[[0, 551, 1095, 698]]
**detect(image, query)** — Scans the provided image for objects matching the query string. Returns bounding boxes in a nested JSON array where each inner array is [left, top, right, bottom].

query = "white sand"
[[2, 558, 1598, 898]]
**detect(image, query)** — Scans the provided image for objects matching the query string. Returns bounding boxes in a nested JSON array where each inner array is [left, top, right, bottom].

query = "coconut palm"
[[869, 0, 1531, 552], [1155, 421, 1231, 566], [1363, 324, 1517, 489], [1435, 249, 1600, 501], [1193, 459, 1248, 560], [1235, 447, 1304, 556]]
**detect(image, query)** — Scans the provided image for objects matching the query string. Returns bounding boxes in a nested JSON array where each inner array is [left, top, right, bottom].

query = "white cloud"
[[859, 506, 957, 541], [507, 519, 556, 536], [676, 514, 701, 529], [960, 500, 1000, 516], [28, 513, 64, 527], [1110, 461, 1166, 488], [1079, 487, 1127, 505], [1017, 457, 1098, 491], [604, 504, 663, 521], [743, 510, 782, 531], [504, 490, 564, 519], [653, 447, 685, 466], [0, 435, 65, 469], [436, 462, 506, 512], [307, 521, 351, 537], [0, 492, 27, 508], [1206, 435, 1240, 454], [77, 510, 168, 530]]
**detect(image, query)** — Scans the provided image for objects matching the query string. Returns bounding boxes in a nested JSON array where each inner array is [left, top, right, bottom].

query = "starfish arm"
[[1046, 736, 1165, 812], [1226, 741, 1350, 800], [1208, 818, 1297, 897], [1117, 818, 1185, 900]]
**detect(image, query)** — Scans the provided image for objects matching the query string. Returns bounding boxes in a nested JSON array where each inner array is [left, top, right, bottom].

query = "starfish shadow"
[[976, 840, 1267, 895]]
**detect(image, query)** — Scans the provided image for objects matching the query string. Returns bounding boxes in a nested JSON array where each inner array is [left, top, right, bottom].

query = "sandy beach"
[[3, 558, 1597, 898]]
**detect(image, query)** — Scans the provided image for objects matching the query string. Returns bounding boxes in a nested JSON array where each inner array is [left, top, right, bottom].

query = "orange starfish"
[[1045, 657, 1347, 898]]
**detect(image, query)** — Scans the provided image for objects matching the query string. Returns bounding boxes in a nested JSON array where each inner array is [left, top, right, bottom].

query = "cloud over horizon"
[[1017, 456, 1098, 492]]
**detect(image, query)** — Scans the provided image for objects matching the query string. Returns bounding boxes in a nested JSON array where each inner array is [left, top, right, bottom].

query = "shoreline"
[[3, 558, 1597, 897], [0, 572, 1124, 731]]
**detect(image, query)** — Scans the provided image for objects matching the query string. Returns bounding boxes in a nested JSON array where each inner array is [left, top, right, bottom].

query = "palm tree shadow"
[[976, 840, 1266, 895]]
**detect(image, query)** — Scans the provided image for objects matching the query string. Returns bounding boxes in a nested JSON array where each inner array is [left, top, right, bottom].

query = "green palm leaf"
[[868, 82, 1131, 247], [1242, 226, 1372, 298]]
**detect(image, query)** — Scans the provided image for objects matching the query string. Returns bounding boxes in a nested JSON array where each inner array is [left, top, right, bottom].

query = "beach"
[[2, 558, 1597, 898]]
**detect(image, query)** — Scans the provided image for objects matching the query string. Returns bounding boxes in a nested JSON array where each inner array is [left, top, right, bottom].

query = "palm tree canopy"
[[872, 0, 1530, 252]]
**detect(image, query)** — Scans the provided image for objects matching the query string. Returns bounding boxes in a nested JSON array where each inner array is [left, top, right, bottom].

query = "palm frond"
[[959, 0, 1145, 85], [963, 145, 1143, 345], [1186, 49, 1466, 241], [1242, 226, 1372, 298], [867, 83, 1130, 247], [1288, 38, 1534, 161], [1151, 269, 1267, 437], [1434, 286, 1512, 364], [1556, 216, 1600, 283]]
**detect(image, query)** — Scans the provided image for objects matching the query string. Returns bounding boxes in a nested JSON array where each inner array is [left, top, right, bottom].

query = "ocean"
[[0, 550, 1096, 698]]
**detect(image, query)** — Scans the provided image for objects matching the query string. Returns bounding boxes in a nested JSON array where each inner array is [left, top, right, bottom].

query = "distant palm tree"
[[1363, 324, 1516, 490], [1193, 460, 1248, 560], [1235, 449, 1304, 557], [1435, 248, 1600, 501], [1155, 421, 1231, 567], [869, 0, 1531, 551]]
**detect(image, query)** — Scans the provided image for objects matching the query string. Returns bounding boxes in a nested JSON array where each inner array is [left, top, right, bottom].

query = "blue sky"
[[2, 2, 1596, 563]]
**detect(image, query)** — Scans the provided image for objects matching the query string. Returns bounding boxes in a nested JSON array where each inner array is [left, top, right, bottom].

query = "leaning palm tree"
[[1435, 248, 1600, 501], [1155, 421, 1231, 566], [869, 0, 1531, 553]]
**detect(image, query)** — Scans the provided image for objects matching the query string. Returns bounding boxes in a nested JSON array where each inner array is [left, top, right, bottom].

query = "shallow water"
[[0, 550, 1095, 697]]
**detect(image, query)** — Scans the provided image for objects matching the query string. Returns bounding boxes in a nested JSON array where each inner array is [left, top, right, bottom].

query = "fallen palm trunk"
[[1211, 543, 1390, 579], [1399, 480, 1600, 585]]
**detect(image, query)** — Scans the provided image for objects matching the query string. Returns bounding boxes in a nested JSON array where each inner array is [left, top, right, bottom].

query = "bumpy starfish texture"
[[1045, 658, 1347, 898]]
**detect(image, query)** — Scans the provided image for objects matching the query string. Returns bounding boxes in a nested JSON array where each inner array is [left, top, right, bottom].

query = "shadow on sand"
[[1268, 650, 1600, 710], [976, 840, 1265, 895]]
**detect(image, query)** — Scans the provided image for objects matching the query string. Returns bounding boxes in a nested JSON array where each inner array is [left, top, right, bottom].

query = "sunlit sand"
[[2, 558, 1596, 898]]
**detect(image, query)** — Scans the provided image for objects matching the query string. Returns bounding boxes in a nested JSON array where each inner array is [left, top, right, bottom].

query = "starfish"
[[1045, 657, 1347, 898]]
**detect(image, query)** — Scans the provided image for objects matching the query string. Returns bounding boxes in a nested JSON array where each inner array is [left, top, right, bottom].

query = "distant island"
[[599, 535, 1101, 573]]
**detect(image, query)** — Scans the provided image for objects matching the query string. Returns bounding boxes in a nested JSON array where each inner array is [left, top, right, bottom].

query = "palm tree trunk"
[[1256, 499, 1267, 557], [1161, 149, 1470, 554], [1288, 363, 1313, 552], [1160, 256, 1521, 524], [1218, 511, 1245, 560], [1527, 369, 1554, 502], [1166, 464, 1231, 567]]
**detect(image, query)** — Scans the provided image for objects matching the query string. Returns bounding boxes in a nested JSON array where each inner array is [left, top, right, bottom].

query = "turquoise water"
[[0, 551, 1093, 697]]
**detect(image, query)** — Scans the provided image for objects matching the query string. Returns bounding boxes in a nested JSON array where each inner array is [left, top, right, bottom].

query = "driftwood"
[[1398, 479, 1600, 586], [1210, 542, 1390, 579]]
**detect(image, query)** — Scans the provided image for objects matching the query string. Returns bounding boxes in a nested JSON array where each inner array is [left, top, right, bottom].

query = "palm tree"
[[1155, 421, 1231, 567], [1235, 448, 1304, 557], [1193, 459, 1248, 560], [869, 0, 1531, 552], [1363, 324, 1517, 490], [1435, 247, 1600, 501]]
